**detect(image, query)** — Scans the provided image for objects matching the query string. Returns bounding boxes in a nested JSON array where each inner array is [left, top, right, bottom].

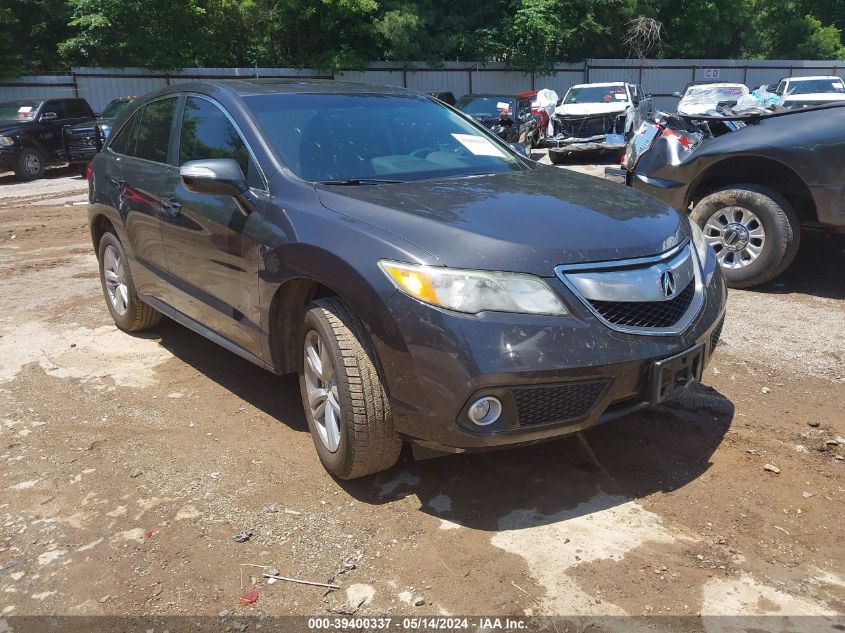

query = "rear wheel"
[[691, 184, 800, 288], [15, 147, 44, 181], [97, 232, 162, 331], [299, 298, 402, 479]]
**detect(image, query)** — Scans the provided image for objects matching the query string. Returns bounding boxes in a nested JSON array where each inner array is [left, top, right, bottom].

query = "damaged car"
[[674, 82, 749, 116], [624, 103, 845, 288], [88, 80, 725, 478], [454, 93, 540, 147], [774, 75, 845, 109], [546, 82, 651, 163]]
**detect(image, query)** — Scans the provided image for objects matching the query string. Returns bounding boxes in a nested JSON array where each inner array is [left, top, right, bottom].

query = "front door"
[[159, 95, 265, 357]]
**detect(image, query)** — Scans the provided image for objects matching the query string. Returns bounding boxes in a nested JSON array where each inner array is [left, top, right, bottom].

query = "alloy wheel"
[[303, 330, 342, 452], [703, 206, 766, 269], [103, 244, 129, 316]]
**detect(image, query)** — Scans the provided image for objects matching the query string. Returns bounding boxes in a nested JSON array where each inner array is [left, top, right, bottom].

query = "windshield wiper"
[[316, 178, 404, 186]]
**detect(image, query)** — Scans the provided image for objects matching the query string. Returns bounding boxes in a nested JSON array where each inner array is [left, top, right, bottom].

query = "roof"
[[569, 82, 627, 89], [787, 75, 843, 81]]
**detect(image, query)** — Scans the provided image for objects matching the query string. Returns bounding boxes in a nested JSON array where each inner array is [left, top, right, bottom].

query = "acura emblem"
[[660, 269, 676, 298]]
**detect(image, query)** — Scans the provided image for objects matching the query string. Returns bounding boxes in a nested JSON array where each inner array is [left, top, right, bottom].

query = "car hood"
[[314, 167, 686, 275], [555, 102, 628, 117], [678, 100, 738, 115], [0, 120, 28, 134]]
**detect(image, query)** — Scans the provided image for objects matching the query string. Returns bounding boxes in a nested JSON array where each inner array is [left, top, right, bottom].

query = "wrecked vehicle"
[[624, 103, 845, 288], [546, 82, 651, 163], [455, 93, 540, 147], [674, 82, 749, 116], [774, 75, 845, 109], [88, 80, 725, 479]]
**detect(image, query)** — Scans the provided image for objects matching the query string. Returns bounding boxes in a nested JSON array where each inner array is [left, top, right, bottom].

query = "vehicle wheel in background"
[[691, 184, 800, 288], [548, 150, 567, 165], [97, 231, 162, 331], [300, 298, 402, 479], [15, 147, 44, 181]]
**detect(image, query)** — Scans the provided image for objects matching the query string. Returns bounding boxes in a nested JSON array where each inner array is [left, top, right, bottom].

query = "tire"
[[15, 147, 45, 181], [299, 297, 402, 479], [690, 184, 800, 289], [97, 231, 162, 331], [548, 150, 567, 165]]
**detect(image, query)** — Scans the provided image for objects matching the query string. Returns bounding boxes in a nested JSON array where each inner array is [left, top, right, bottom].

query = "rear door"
[[158, 95, 266, 356], [100, 96, 178, 301]]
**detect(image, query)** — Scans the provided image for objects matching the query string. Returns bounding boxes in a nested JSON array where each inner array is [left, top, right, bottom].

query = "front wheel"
[[299, 298, 402, 479], [690, 184, 800, 288], [15, 147, 44, 181]]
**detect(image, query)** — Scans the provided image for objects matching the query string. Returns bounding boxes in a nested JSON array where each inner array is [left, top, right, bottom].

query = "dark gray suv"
[[87, 80, 726, 479]]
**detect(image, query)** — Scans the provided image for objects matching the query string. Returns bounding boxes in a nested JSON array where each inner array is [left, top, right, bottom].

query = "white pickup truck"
[[546, 82, 652, 164]]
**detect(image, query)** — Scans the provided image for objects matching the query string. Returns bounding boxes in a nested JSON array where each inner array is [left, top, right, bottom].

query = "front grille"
[[556, 114, 622, 137], [67, 130, 98, 152], [710, 316, 725, 350], [513, 379, 611, 426], [589, 279, 695, 329]]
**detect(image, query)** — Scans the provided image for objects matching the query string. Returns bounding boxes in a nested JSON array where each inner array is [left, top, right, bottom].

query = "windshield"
[[99, 99, 132, 119], [787, 79, 845, 95], [0, 100, 41, 121], [682, 85, 747, 104], [563, 86, 628, 104], [245, 93, 524, 183], [454, 96, 516, 118]]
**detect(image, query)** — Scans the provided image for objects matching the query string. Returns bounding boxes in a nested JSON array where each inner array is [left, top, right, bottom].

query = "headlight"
[[379, 260, 568, 316], [0, 136, 14, 147], [689, 220, 710, 264]]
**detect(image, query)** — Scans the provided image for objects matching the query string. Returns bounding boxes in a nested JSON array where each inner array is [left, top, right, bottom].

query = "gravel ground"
[[0, 163, 843, 628]]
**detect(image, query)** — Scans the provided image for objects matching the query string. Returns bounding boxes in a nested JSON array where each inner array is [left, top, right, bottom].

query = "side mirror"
[[511, 143, 529, 157], [180, 158, 248, 196], [180, 158, 255, 214], [40, 112, 58, 121]]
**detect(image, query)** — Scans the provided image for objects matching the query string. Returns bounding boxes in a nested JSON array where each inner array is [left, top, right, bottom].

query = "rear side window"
[[65, 100, 91, 118], [134, 97, 177, 164], [179, 97, 261, 188], [108, 111, 139, 156]]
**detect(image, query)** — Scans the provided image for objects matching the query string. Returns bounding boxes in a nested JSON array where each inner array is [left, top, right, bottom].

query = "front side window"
[[245, 93, 524, 183], [134, 97, 177, 163], [42, 101, 66, 120]]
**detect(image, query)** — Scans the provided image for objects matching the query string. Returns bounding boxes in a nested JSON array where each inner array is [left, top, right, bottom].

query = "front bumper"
[[0, 148, 20, 169], [546, 133, 626, 153], [374, 257, 727, 453]]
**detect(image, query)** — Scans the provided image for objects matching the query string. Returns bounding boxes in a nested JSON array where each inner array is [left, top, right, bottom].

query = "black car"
[[64, 97, 134, 175], [88, 80, 725, 478], [454, 93, 539, 147], [427, 91, 456, 106], [624, 104, 845, 287], [0, 98, 95, 180]]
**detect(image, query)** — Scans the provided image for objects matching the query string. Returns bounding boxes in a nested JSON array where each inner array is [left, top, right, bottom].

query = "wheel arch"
[[89, 213, 117, 254], [686, 155, 818, 225]]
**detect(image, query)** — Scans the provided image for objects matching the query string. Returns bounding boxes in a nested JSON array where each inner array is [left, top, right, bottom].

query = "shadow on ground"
[[752, 234, 845, 300], [0, 165, 81, 186]]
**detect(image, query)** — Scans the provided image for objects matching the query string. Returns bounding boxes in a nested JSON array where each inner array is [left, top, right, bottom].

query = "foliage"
[[0, 0, 843, 77]]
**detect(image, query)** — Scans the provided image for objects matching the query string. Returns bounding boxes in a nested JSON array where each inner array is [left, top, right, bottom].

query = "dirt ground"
[[0, 164, 843, 630]]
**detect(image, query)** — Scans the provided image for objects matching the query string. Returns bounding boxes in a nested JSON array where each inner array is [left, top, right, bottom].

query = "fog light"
[[467, 396, 502, 426]]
